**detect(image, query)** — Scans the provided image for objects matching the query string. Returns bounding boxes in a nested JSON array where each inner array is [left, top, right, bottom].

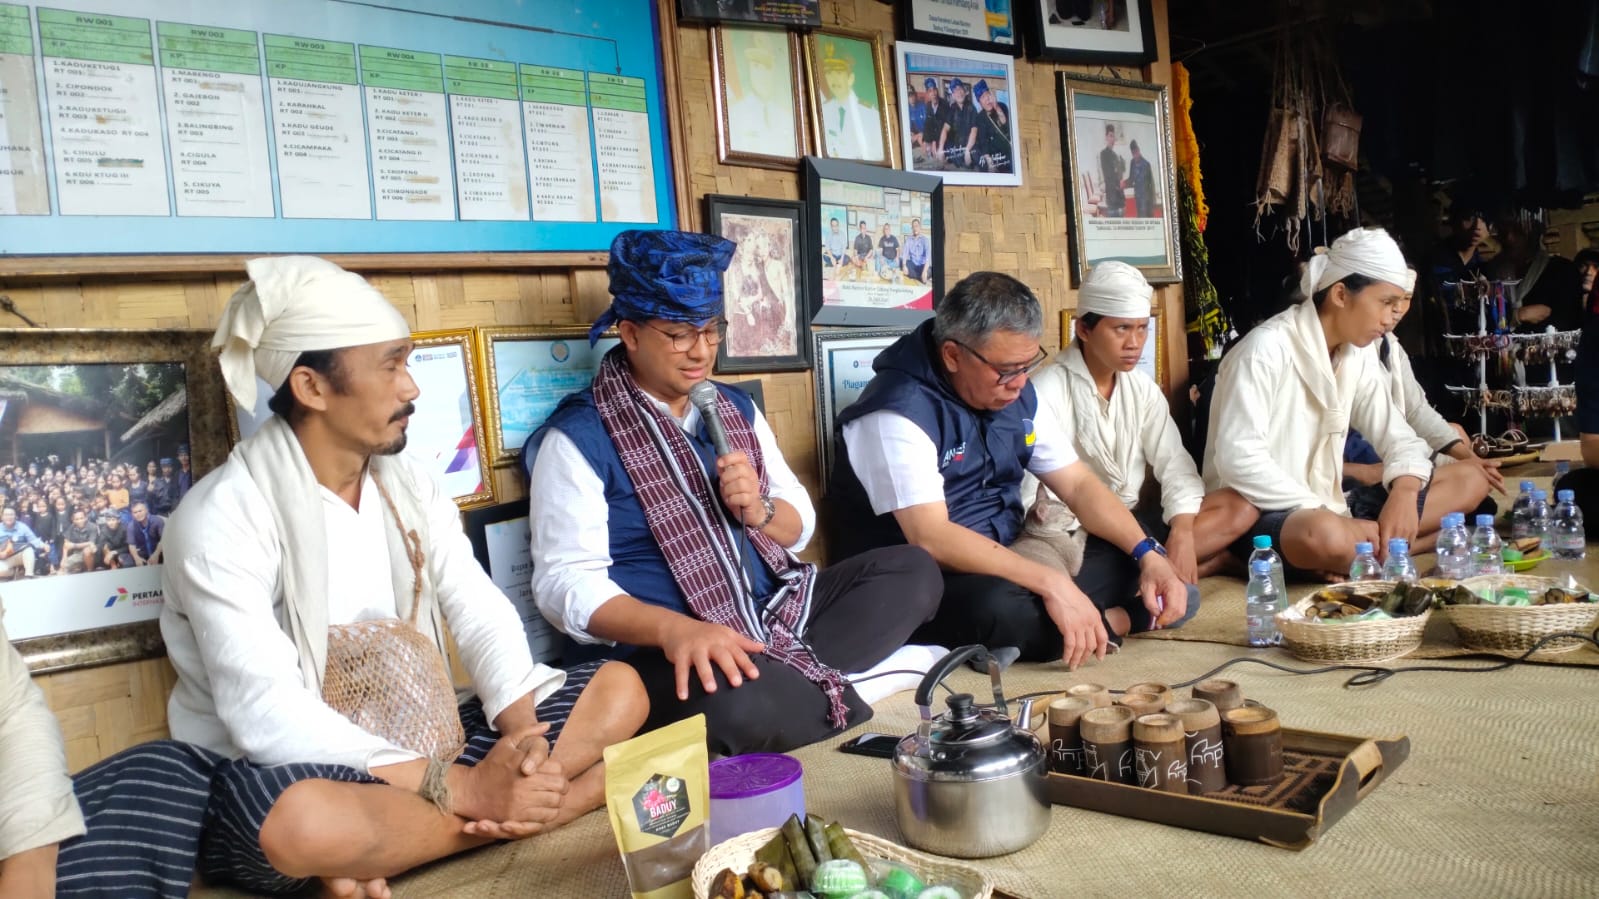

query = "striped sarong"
[[54, 661, 599, 898]]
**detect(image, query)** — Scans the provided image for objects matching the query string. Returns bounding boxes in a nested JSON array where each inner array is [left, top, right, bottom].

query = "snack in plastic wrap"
[[810, 859, 869, 898]]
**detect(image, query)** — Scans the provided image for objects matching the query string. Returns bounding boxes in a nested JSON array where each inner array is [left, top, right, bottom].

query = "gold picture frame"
[[711, 25, 810, 170], [1060, 309, 1166, 391], [1057, 73, 1182, 285], [407, 329, 494, 509], [802, 27, 897, 168], [476, 325, 620, 468], [0, 329, 229, 673]]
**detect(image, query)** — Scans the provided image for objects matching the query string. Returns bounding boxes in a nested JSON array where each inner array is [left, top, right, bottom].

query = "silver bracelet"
[[419, 755, 453, 815]]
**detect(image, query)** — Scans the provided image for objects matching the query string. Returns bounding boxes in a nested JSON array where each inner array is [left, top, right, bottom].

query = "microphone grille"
[[688, 380, 719, 409]]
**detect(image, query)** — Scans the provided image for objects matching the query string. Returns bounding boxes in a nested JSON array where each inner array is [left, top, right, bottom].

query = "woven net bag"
[[323, 617, 465, 761], [319, 474, 465, 762]]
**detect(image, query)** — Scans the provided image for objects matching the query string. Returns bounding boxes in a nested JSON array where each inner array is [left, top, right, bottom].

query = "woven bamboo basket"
[[1446, 575, 1599, 654], [1276, 581, 1431, 663], [692, 825, 994, 899]]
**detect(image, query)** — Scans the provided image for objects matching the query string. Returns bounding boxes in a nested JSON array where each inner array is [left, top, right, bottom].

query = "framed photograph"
[[0, 329, 230, 673], [1058, 73, 1182, 284], [464, 501, 563, 666], [1019, 0, 1158, 66], [812, 327, 911, 491], [477, 326, 620, 467], [678, 0, 821, 27], [1061, 309, 1166, 389], [803, 29, 895, 167], [711, 25, 809, 169], [896, 0, 1021, 56], [805, 156, 944, 327], [706, 195, 813, 372], [894, 41, 1023, 187], [404, 330, 494, 509]]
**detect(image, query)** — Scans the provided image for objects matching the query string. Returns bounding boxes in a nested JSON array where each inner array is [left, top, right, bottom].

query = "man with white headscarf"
[[155, 256, 648, 896], [1205, 229, 1492, 579], [1343, 268, 1505, 511], [1015, 261, 1258, 599]]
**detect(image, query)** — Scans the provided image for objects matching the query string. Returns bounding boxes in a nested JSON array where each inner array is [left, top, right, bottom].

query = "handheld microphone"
[[688, 380, 733, 457]]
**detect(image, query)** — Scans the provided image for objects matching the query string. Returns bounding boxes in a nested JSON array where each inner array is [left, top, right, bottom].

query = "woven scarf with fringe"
[[591, 348, 849, 728]]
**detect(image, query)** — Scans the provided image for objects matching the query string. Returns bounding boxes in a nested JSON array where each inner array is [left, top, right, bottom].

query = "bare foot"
[[321, 877, 391, 899], [1105, 607, 1132, 637]]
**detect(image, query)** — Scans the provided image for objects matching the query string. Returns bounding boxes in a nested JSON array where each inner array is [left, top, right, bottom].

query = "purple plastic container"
[[708, 753, 806, 845]]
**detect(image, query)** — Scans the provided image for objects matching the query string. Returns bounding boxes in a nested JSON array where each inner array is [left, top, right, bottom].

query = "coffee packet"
[[605, 714, 710, 899]]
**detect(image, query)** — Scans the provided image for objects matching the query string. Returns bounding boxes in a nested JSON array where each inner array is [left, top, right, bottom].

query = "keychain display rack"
[[1442, 274, 1580, 443]]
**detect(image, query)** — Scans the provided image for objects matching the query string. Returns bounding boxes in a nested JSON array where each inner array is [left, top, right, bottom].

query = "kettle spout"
[[1015, 697, 1037, 733]]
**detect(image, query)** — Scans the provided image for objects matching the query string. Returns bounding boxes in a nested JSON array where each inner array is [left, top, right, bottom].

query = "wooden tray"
[[1045, 727, 1409, 850]]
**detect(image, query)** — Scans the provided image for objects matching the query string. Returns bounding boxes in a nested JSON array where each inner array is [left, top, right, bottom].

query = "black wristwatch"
[[749, 494, 777, 531], [1131, 537, 1167, 563]]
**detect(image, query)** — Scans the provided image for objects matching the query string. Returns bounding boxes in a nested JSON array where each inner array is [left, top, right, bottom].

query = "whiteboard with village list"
[[0, 0, 674, 255]]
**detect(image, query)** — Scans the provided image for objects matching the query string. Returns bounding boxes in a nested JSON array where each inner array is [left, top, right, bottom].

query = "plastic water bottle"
[[1470, 514, 1504, 576], [1245, 559, 1283, 647], [1527, 489, 1552, 546], [1551, 489, 1586, 560], [1382, 537, 1418, 582], [1348, 541, 1381, 581], [1434, 512, 1472, 579], [1249, 534, 1288, 600], [1510, 480, 1538, 540]]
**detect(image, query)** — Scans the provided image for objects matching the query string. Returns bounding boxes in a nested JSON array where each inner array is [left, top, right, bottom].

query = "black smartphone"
[[838, 732, 900, 759]]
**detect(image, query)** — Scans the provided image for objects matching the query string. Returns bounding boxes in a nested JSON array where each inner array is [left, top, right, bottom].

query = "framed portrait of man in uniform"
[[802, 29, 895, 167], [712, 25, 810, 169]]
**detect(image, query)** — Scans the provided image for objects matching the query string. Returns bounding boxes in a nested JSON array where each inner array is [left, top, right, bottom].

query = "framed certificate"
[[464, 501, 562, 666], [476, 325, 620, 466], [812, 327, 911, 491]]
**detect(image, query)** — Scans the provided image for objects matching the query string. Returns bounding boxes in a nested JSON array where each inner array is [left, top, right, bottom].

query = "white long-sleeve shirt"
[[839, 399, 1077, 516], [1203, 300, 1433, 514], [528, 399, 814, 645], [1021, 341, 1205, 535], [161, 459, 562, 773], [0, 619, 84, 861], [1376, 332, 1462, 453]]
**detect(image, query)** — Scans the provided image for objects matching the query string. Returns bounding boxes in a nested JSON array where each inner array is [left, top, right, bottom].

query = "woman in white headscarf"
[[1203, 228, 1493, 580]]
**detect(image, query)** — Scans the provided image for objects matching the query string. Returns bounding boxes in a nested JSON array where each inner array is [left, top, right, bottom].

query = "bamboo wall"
[[8, 0, 1178, 770]]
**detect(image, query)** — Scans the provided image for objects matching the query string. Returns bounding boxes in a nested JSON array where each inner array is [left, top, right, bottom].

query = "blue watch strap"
[[1132, 537, 1166, 562]]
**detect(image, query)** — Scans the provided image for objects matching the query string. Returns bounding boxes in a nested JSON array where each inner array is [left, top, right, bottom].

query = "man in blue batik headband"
[[526, 229, 944, 756], [588, 229, 736, 345]]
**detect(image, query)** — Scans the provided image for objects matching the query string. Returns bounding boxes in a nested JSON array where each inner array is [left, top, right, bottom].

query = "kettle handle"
[[913, 644, 988, 715]]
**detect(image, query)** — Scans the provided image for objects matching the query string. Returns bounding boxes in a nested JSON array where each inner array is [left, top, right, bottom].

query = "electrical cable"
[[1007, 625, 1599, 705]]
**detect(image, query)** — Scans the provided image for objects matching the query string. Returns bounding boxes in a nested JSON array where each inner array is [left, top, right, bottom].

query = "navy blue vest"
[[828, 321, 1038, 560], [525, 383, 776, 664]]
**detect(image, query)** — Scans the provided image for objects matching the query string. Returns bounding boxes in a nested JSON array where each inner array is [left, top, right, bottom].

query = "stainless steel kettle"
[[892, 645, 1051, 858]]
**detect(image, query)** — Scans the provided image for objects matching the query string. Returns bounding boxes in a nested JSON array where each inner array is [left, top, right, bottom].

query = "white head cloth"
[[1300, 227, 1411, 301], [1076, 260, 1153, 319], [214, 256, 409, 410], [1401, 267, 1417, 296]]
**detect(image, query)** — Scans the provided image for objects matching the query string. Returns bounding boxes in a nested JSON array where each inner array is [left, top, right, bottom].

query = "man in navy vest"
[[526, 231, 941, 755], [829, 272, 1193, 671]]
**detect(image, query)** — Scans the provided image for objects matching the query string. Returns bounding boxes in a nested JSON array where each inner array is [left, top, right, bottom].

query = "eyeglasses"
[[952, 339, 1047, 385], [646, 319, 728, 352]]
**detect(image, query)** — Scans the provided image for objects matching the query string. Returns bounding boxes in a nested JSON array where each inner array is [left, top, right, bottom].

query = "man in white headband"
[[1015, 262, 1258, 627], [156, 256, 647, 895], [1204, 229, 1491, 580], [1343, 268, 1505, 513]]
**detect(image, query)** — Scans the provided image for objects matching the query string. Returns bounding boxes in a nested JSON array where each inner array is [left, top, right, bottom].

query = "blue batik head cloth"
[[590, 230, 737, 345]]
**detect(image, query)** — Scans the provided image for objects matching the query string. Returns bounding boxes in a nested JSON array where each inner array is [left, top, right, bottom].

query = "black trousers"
[[629, 545, 942, 755], [914, 512, 1199, 663]]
